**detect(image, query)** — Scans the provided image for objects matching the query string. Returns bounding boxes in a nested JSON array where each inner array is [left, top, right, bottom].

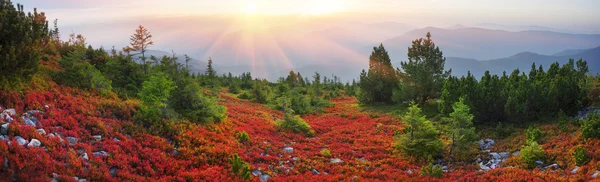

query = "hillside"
[[2, 55, 600, 181]]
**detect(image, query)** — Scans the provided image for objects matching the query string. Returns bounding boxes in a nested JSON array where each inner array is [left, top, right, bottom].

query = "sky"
[[12, 0, 600, 33]]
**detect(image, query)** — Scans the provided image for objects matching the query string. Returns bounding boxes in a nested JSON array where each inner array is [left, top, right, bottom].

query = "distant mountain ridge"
[[446, 46, 600, 78]]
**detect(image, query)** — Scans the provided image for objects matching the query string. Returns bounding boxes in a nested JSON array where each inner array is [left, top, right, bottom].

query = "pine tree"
[[358, 44, 398, 104], [125, 25, 153, 74], [400, 32, 450, 104], [0, 1, 49, 89], [446, 98, 478, 160], [395, 102, 443, 162]]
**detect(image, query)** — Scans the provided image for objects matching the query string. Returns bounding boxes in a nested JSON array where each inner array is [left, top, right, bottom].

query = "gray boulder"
[[108, 167, 117, 177], [512, 151, 520, 156], [27, 139, 41, 147], [15, 136, 27, 145], [36, 129, 46, 135], [109, 167, 118, 177], [23, 118, 36, 127], [252, 169, 262, 177], [330, 158, 344, 164], [260, 174, 271, 182], [0, 135, 7, 141], [535, 161, 543, 166], [543, 163, 559, 170], [92, 135, 102, 140], [66, 137, 78, 145], [1, 123, 9, 135], [312, 169, 320, 175], [489, 152, 501, 159], [80, 153, 89, 160], [571, 166, 579, 174], [93, 151, 109, 157], [282, 147, 293, 153], [499, 152, 510, 158]]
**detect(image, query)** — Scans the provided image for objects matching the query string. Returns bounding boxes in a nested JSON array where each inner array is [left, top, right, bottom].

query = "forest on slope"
[[1, 0, 600, 181]]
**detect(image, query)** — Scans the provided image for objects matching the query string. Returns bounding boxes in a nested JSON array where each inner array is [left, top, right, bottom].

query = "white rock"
[[93, 151, 109, 157], [66, 137, 78, 145], [571, 166, 579, 174], [1, 123, 9, 135], [282, 147, 293, 153], [15, 136, 27, 145], [80, 153, 89, 160], [27, 139, 41, 147], [592, 170, 600, 179], [252, 170, 262, 177], [36, 129, 46, 135], [260, 174, 271, 182], [92, 135, 101, 140], [543, 163, 558, 170], [23, 118, 36, 127], [479, 162, 491, 171], [330, 158, 344, 164], [312, 169, 320, 175], [489, 152, 501, 159]]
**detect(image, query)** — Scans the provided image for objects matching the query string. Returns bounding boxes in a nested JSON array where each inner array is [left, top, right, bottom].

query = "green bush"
[[228, 81, 241, 94], [320, 149, 331, 157], [276, 115, 315, 137], [520, 141, 545, 169], [526, 126, 542, 144], [236, 131, 250, 144], [237, 92, 252, 100], [494, 122, 515, 138], [54, 51, 112, 95], [229, 153, 251, 180], [170, 78, 226, 123], [573, 146, 589, 166], [582, 112, 600, 139], [251, 80, 272, 103], [420, 163, 443, 178]]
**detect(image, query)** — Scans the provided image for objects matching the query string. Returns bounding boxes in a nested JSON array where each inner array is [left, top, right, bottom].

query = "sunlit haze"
[[12, 0, 600, 80]]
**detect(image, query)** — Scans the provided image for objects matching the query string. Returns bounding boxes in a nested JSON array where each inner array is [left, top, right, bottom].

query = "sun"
[[242, 1, 258, 15]]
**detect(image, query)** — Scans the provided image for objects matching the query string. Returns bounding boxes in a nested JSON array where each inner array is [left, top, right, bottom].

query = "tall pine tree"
[[358, 44, 398, 104]]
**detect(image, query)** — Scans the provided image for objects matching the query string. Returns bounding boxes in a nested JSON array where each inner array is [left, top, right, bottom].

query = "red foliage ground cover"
[[1, 77, 599, 181]]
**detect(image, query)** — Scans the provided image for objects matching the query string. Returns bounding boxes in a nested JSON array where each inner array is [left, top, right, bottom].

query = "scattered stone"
[[260, 174, 271, 182], [109, 167, 118, 177], [479, 163, 491, 171], [330, 158, 344, 164], [499, 152, 510, 158], [252, 170, 262, 177], [80, 153, 89, 160], [479, 139, 495, 150], [93, 151, 109, 157], [1, 109, 16, 118], [27, 139, 41, 148], [475, 158, 482, 163], [92, 135, 101, 140], [1, 123, 9, 135], [571, 166, 579, 174], [113, 138, 120, 142], [543, 164, 559, 170], [73, 177, 79, 181], [36, 129, 46, 135], [592, 170, 599, 178], [535, 161, 543, 166], [51, 178, 58, 182], [15, 136, 28, 145], [78, 179, 87, 182], [48, 133, 55, 138], [406, 169, 413, 175], [66, 137, 78, 145], [312, 169, 320, 175], [282, 147, 293, 153], [489, 152, 501, 159], [292, 157, 299, 161], [512, 151, 520, 156], [23, 118, 36, 127]]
